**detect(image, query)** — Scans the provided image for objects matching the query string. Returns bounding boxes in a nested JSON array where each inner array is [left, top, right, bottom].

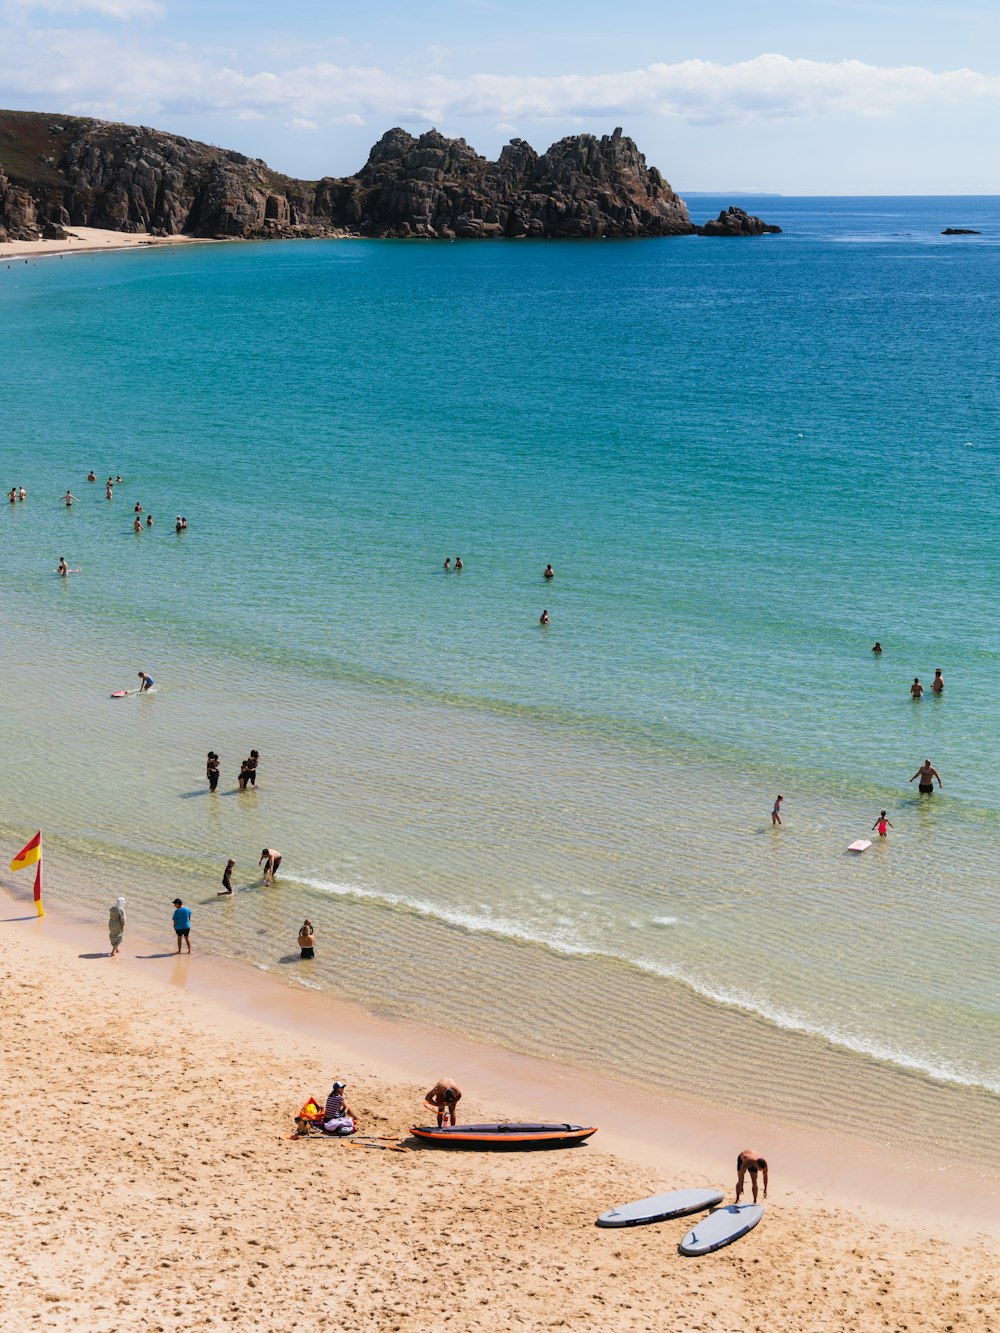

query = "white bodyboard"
[[596, 1187, 724, 1228], [679, 1203, 764, 1255]]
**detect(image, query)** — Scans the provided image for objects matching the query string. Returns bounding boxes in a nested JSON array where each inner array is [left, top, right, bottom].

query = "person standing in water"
[[771, 795, 783, 825], [454, 556, 463, 571], [910, 759, 942, 794], [59, 491, 78, 507], [133, 516, 143, 533], [87, 471, 96, 482], [735, 1149, 768, 1203], [443, 557, 451, 572], [172, 898, 192, 953], [932, 669, 944, 693], [871, 641, 882, 654], [206, 751, 220, 792], [106, 481, 114, 499], [910, 677, 923, 699], [138, 671, 154, 692], [543, 563, 555, 580], [146, 515, 153, 528], [539, 609, 549, 625], [259, 848, 282, 885], [872, 811, 894, 838], [108, 896, 126, 956], [298, 920, 316, 959], [220, 858, 235, 895]]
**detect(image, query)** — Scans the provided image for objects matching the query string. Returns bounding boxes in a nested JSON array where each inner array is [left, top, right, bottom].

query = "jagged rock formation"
[[700, 206, 782, 237], [0, 110, 778, 243]]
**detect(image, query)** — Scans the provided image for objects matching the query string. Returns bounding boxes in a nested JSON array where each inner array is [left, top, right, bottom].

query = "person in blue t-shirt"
[[172, 898, 192, 954]]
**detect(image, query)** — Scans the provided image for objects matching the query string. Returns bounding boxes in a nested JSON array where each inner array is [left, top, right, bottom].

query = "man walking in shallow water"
[[909, 759, 942, 794]]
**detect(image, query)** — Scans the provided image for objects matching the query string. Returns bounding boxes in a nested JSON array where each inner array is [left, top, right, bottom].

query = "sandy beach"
[[1, 897, 996, 1332], [0, 225, 199, 262]]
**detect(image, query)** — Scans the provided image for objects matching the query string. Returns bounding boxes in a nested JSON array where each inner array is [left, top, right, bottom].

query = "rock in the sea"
[[941, 227, 980, 235], [698, 206, 782, 237]]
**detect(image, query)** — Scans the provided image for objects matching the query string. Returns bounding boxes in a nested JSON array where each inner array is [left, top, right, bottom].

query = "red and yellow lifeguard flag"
[[10, 831, 43, 917]]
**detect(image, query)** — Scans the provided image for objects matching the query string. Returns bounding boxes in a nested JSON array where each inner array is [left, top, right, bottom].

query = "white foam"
[[286, 874, 999, 1095]]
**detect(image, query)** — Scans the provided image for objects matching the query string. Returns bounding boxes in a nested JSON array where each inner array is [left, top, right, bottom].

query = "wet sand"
[[1, 893, 997, 1332]]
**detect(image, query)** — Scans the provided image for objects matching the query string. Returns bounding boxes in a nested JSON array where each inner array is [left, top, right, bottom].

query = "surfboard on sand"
[[848, 839, 872, 853], [596, 1187, 724, 1228], [679, 1203, 764, 1255]]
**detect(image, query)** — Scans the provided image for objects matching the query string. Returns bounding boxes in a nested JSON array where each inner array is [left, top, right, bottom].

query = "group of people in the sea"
[[42, 470, 192, 570], [443, 555, 556, 626], [771, 642, 947, 838]]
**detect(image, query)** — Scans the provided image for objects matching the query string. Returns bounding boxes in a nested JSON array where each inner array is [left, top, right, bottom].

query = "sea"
[[2, 195, 999, 1169]]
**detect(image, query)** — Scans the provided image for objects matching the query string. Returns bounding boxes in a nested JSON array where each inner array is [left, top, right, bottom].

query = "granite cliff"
[[0, 110, 779, 242]]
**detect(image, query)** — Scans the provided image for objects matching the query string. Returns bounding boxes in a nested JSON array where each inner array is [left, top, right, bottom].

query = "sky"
[[1, 0, 999, 193]]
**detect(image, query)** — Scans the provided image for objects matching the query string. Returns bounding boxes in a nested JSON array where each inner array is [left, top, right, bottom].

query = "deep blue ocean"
[[2, 196, 998, 1161]]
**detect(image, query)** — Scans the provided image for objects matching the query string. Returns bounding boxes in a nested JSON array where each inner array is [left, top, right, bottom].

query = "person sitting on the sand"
[[322, 1080, 357, 1135], [735, 1149, 768, 1203], [424, 1078, 462, 1127]]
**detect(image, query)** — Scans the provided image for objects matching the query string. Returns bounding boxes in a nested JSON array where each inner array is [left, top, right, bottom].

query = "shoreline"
[[0, 225, 207, 262], [2, 890, 998, 1331], [5, 881, 997, 1241]]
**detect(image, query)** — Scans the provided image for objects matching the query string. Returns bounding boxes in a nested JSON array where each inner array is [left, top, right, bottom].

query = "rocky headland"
[[0, 110, 780, 243]]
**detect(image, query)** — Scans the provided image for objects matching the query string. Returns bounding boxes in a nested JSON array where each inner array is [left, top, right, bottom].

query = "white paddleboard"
[[679, 1203, 764, 1255], [848, 839, 872, 853], [596, 1187, 724, 1228]]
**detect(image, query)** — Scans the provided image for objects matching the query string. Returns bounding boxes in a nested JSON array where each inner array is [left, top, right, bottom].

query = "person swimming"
[[539, 609, 549, 625], [543, 564, 555, 579]]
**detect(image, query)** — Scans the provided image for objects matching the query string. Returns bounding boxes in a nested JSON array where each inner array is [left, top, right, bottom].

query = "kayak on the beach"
[[596, 1187, 725, 1228], [409, 1122, 597, 1149]]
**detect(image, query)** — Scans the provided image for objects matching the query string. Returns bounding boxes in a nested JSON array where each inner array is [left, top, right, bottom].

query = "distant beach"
[[0, 225, 202, 263]]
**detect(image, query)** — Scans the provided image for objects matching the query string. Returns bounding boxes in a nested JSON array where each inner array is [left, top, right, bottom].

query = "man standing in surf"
[[909, 759, 942, 795]]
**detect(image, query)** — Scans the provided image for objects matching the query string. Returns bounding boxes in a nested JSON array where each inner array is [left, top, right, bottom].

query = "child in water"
[[771, 795, 783, 825], [872, 811, 893, 838]]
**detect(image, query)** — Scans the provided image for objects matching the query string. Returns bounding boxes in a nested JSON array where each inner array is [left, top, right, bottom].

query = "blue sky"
[[1, 0, 998, 192]]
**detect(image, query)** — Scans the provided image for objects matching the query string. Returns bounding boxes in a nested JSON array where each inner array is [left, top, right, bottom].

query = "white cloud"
[[7, 0, 163, 18], [287, 117, 317, 131], [1, 38, 998, 130]]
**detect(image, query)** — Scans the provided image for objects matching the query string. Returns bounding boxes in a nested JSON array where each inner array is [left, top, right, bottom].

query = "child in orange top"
[[872, 810, 893, 838]]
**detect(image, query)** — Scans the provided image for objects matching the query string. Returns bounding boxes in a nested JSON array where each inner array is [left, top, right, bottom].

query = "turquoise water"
[[2, 198, 999, 1157]]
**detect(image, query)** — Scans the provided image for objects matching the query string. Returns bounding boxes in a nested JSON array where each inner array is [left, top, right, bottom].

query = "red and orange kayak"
[[409, 1122, 597, 1149]]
